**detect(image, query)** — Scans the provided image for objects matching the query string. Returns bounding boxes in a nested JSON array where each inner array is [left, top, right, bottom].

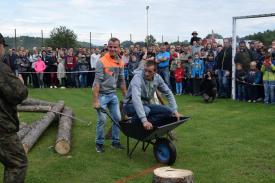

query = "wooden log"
[[152, 167, 194, 183], [55, 107, 74, 155], [17, 125, 31, 140], [17, 105, 52, 112], [21, 98, 55, 106], [21, 101, 65, 153]]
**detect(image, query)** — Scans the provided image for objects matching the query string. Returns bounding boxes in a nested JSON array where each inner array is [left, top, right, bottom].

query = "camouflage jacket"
[[0, 61, 28, 134]]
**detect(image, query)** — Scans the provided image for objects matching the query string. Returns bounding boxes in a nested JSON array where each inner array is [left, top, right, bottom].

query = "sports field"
[[0, 88, 274, 183]]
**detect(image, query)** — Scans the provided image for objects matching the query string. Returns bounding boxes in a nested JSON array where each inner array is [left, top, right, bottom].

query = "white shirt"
[[90, 53, 100, 69]]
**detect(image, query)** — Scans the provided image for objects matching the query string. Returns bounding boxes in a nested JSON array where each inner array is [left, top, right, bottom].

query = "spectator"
[[191, 52, 204, 96], [174, 62, 185, 95], [261, 52, 275, 104], [246, 61, 261, 102], [34, 56, 46, 88], [90, 48, 101, 86], [65, 50, 78, 87], [77, 53, 89, 87], [185, 56, 193, 95], [48, 51, 58, 88], [156, 44, 171, 88], [235, 41, 253, 72], [57, 51, 66, 89], [190, 31, 201, 45], [29, 47, 40, 88], [235, 63, 247, 101], [16, 50, 30, 85], [216, 38, 232, 98]]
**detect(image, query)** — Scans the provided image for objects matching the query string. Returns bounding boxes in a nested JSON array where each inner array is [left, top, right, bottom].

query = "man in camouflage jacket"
[[0, 33, 28, 183]]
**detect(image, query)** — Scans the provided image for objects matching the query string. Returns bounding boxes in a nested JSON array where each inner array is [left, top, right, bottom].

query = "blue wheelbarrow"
[[97, 107, 190, 165]]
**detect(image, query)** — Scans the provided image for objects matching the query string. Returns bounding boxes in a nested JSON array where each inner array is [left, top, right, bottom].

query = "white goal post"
[[231, 13, 275, 100]]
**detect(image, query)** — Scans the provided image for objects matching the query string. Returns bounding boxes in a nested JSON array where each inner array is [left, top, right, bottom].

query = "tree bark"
[[21, 98, 55, 106], [17, 125, 31, 140], [17, 105, 52, 112], [55, 107, 74, 155], [152, 167, 194, 183], [21, 101, 65, 153]]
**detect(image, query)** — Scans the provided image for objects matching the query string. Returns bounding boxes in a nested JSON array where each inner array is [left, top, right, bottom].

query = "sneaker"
[[95, 143, 105, 153], [60, 86, 66, 89], [50, 86, 53, 88], [54, 86, 57, 88], [111, 143, 124, 150], [248, 100, 251, 103], [253, 100, 256, 103]]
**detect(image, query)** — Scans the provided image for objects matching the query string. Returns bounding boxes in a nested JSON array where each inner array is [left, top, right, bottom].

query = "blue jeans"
[[176, 82, 182, 94], [157, 67, 171, 88], [123, 104, 173, 126], [217, 70, 230, 97], [96, 93, 121, 145], [263, 81, 275, 104], [79, 73, 87, 88], [236, 82, 246, 101]]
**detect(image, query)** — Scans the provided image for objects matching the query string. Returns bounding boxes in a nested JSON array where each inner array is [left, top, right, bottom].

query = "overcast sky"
[[0, 0, 275, 45]]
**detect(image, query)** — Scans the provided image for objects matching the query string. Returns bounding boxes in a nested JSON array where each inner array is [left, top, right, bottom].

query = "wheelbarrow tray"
[[119, 116, 190, 141]]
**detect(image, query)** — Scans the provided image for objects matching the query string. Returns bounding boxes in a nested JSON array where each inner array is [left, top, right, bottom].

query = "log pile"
[[17, 98, 74, 155]]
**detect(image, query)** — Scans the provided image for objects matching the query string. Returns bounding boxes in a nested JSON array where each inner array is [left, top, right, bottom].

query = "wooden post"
[[152, 167, 194, 183], [14, 29, 17, 50]]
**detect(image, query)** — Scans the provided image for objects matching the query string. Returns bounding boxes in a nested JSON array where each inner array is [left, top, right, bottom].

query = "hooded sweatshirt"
[[123, 70, 177, 123]]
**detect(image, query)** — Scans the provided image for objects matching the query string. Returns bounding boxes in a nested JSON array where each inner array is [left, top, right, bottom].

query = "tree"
[[145, 35, 156, 46], [46, 26, 77, 49], [205, 33, 223, 39], [243, 29, 275, 45], [121, 40, 134, 48]]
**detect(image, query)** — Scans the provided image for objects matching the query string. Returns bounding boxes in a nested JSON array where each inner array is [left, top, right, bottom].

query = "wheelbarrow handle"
[[95, 107, 121, 128]]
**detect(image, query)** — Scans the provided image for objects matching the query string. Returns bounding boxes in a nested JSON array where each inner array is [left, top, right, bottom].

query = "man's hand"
[[18, 74, 24, 84], [143, 121, 153, 130], [172, 111, 182, 121], [93, 99, 100, 109]]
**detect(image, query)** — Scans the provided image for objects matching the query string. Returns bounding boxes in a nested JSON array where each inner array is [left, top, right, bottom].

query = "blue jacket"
[[246, 69, 261, 84], [191, 59, 204, 78], [156, 51, 170, 68], [205, 60, 217, 73]]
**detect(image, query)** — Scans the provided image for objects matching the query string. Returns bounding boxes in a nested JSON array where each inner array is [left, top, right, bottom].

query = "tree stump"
[[17, 105, 52, 112], [152, 167, 194, 183], [55, 107, 74, 155], [21, 101, 65, 153]]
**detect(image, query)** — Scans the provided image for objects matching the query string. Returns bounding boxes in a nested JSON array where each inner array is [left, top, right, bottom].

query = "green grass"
[[1, 88, 275, 183]]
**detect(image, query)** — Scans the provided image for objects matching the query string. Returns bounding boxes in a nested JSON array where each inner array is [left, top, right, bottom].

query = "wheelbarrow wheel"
[[153, 138, 177, 165]]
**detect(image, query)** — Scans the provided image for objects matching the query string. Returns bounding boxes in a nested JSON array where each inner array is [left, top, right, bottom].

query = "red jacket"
[[174, 67, 185, 82], [65, 56, 77, 70]]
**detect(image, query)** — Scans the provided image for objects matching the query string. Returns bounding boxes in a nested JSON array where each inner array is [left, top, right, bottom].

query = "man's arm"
[[0, 63, 28, 105], [92, 61, 104, 108], [118, 66, 127, 97]]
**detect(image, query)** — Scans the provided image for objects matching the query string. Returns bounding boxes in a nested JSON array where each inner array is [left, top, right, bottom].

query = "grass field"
[[0, 88, 275, 183]]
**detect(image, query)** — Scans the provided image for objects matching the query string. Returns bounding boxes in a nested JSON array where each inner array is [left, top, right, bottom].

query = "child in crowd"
[[246, 61, 261, 102], [34, 56, 46, 88], [200, 71, 217, 102], [185, 56, 193, 95], [204, 52, 217, 74], [191, 52, 204, 96], [57, 52, 66, 89], [261, 52, 275, 104], [235, 63, 247, 101], [174, 62, 185, 95]]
